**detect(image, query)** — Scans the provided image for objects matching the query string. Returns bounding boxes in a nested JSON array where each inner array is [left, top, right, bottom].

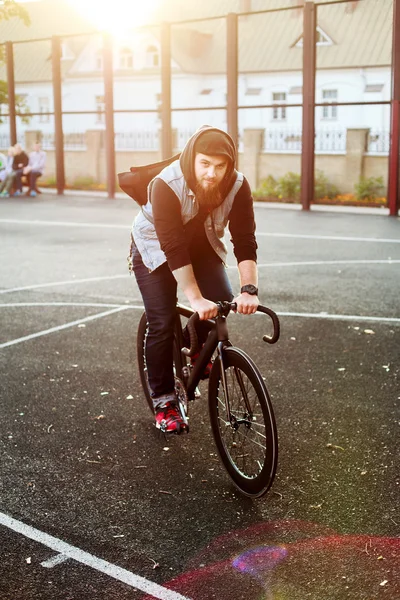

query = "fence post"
[[301, 2, 316, 210], [227, 13, 239, 162], [51, 36, 65, 195], [6, 41, 17, 146], [388, 0, 400, 216], [103, 33, 116, 199], [345, 128, 369, 192], [242, 129, 263, 190], [160, 22, 172, 159]]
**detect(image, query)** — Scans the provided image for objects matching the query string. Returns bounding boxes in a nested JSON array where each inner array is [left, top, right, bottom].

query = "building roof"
[[167, 0, 392, 74], [0, 0, 394, 84]]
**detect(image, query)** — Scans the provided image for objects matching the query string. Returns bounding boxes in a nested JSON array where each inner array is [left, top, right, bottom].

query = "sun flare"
[[65, 0, 161, 35]]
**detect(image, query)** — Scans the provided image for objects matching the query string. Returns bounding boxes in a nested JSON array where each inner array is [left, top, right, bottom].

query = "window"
[[95, 50, 103, 71], [146, 45, 159, 68], [322, 89, 338, 120], [95, 95, 105, 124], [119, 47, 133, 69], [365, 84, 384, 93], [39, 97, 50, 123], [245, 88, 262, 96], [272, 92, 286, 121]]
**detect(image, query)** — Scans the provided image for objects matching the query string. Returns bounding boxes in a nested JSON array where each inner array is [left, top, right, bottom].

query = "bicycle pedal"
[[155, 422, 189, 436]]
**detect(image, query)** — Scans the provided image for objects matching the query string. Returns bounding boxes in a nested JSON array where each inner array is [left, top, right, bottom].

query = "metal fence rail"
[[114, 131, 158, 151], [263, 129, 347, 153], [42, 132, 86, 151], [367, 130, 390, 154]]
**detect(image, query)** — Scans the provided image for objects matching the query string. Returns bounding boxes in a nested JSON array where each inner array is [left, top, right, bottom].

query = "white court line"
[[0, 306, 130, 349], [0, 511, 190, 600], [0, 274, 129, 295], [256, 232, 400, 243], [0, 218, 399, 243], [1, 258, 399, 297], [0, 302, 398, 325], [0, 302, 138, 309], [41, 553, 70, 568], [0, 218, 129, 230], [228, 259, 400, 269], [276, 311, 400, 324]]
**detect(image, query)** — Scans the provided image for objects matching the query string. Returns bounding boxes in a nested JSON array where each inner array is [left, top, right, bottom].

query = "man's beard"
[[195, 181, 222, 211]]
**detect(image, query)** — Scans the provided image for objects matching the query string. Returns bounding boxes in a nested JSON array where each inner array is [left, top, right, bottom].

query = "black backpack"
[[118, 153, 181, 206]]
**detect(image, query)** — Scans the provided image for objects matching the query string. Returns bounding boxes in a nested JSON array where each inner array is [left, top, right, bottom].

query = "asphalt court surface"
[[0, 193, 399, 599]]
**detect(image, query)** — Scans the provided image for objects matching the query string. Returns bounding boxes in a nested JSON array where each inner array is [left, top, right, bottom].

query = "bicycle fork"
[[218, 342, 253, 430], [216, 311, 251, 429]]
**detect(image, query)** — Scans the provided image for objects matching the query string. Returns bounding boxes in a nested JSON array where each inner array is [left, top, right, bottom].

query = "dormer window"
[[119, 47, 133, 69], [294, 26, 333, 47], [146, 45, 159, 68]]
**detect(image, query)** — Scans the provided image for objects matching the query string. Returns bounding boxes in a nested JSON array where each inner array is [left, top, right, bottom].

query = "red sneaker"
[[155, 402, 186, 434], [190, 352, 213, 380]]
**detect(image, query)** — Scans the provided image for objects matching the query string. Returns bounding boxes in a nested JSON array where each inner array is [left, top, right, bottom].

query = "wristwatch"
[[240, 284, 258, 296]]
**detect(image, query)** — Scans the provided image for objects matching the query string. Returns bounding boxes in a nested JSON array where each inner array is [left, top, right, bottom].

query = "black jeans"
[[15, 169, 41, 192], [132, 242, 233, 401]]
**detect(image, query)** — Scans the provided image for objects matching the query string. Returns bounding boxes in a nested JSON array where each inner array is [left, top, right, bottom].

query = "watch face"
[[241, 285, 258, 295]]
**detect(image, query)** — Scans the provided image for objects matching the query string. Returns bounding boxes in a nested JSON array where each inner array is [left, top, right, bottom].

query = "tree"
[[0, 0, 31, 124]]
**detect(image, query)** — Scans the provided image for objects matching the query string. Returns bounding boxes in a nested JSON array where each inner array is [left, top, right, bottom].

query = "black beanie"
[[194, 130, 234, 163]]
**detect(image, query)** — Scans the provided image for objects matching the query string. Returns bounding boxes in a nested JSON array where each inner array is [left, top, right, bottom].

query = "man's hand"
[[234, 292, 259, 315], [191, 297, 218, 321], [23, 166, 32, 175]]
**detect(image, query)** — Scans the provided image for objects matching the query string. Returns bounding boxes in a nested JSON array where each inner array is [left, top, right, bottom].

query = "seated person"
[[0, 151, 6, 179], [10, 143, 29, 197], [15, 142, 46, 197], [0, 146, 17, 197]]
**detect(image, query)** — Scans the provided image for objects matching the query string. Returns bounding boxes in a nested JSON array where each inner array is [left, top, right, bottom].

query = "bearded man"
[[130, 125, 260, 433]]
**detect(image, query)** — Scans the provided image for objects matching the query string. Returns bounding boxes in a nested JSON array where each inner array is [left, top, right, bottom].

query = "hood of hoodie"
[[179, 125, 237, 199]]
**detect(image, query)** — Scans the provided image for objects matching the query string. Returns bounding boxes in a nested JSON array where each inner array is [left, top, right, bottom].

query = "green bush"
[[277, 172, 301, 201], [354, 176, 385, 201], [253, 175, 278, 200], [72, 176, 96, 189], [314, 170, 339, 200], [41, 176, 57, 187]]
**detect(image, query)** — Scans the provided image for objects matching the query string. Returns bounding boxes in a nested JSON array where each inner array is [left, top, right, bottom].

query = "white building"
[[0, 0, 393, 155]]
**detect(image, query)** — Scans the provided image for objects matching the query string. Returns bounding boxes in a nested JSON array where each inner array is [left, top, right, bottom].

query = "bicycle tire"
[[136, 311, 188, 417], [208, 346, 278, 498]]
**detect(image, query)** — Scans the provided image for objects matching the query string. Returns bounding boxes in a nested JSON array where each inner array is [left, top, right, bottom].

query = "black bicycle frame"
[[175, 303, 231, 401]]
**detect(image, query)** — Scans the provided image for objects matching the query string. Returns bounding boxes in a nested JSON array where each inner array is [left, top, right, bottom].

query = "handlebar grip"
[[257, 305, 280, 344], [181, 312, 200, 357]]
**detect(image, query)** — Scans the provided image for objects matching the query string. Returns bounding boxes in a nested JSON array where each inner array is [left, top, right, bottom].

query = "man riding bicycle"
[[130, 125, 259, 434]]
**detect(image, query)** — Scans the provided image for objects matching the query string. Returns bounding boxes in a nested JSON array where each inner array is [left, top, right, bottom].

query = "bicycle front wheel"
[[208, 346, 278, 498]]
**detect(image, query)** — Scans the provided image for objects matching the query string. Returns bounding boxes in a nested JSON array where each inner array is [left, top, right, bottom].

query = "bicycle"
[[137, 301, 280, 498]]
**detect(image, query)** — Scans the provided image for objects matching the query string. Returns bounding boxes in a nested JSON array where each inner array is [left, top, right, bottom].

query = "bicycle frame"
[[175, 301, 279, 421], [175, 303, 231, 402]]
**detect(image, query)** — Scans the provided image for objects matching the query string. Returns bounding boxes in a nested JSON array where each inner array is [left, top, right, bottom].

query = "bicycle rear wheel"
[[208, 346, 278, 498], [136, 311, 188, 418]]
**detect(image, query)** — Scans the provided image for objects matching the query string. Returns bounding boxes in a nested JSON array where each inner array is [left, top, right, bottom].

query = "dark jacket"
[[12, 152, 29, 170]]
